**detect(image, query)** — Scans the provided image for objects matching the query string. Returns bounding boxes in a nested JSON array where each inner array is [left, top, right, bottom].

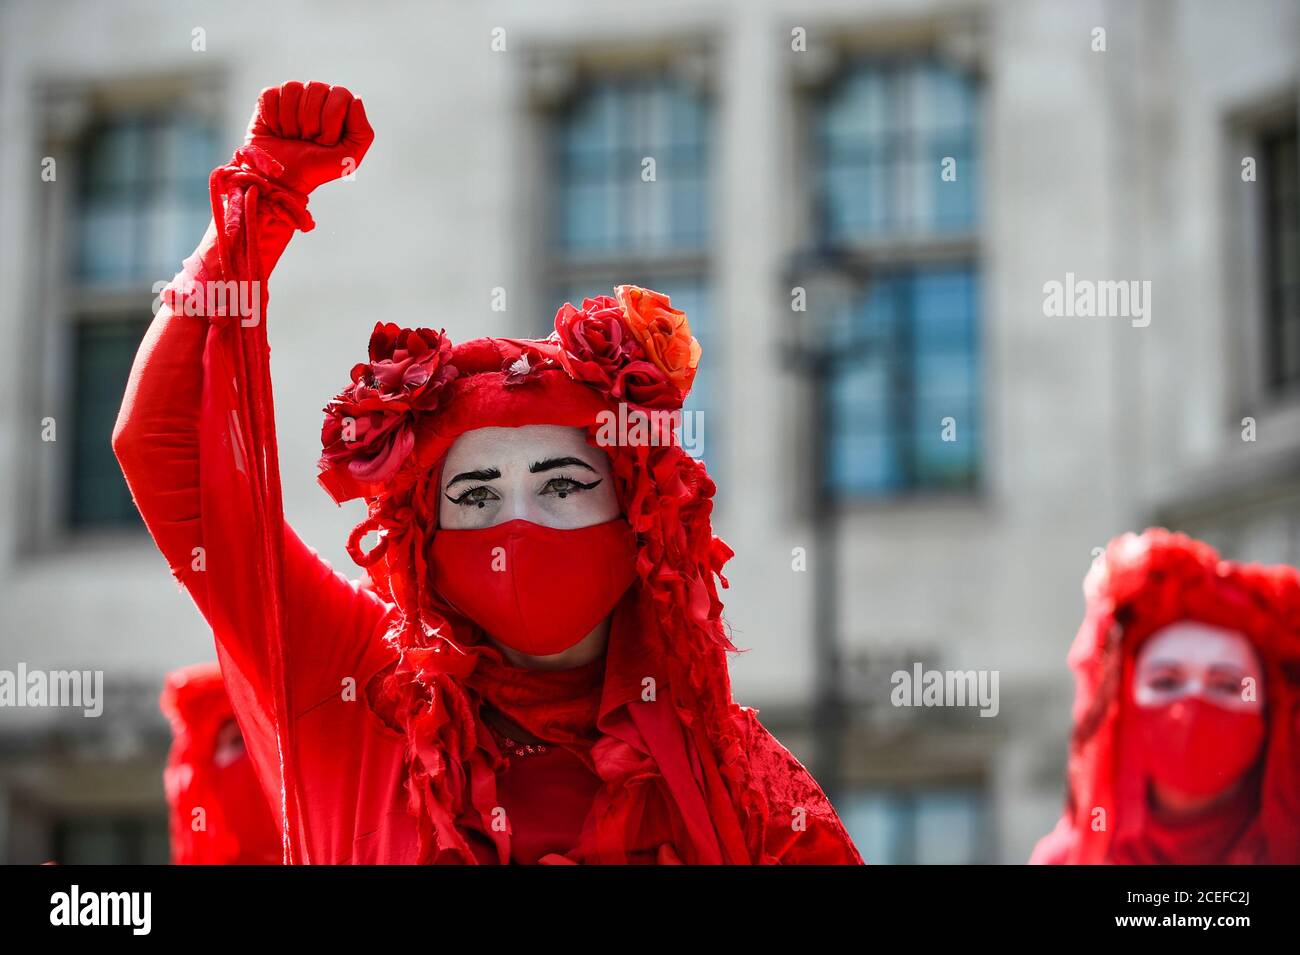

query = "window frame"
[[1259, 118, 1300, 397], [26, 77, 226, 554], [790, 41, 988, 504], [1219, 90, 1300, 456]]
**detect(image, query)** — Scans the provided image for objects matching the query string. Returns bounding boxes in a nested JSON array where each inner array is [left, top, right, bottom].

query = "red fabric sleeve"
[[113, 169, 393, 861]]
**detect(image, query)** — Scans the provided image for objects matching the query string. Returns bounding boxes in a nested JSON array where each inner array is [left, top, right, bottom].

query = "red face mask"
[[430, 517, 638, 656], [1135, 697, 1264, 799]]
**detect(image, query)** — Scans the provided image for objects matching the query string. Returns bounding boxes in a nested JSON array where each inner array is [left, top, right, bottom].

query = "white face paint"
[[1132, 621, 1264, 713], [437, 424, 620, 531], [212, 719, 247, 769]]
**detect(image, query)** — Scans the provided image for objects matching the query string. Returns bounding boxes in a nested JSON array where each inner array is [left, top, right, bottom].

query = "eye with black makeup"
[[1143, 664, 1184, 693], [1207, 669, 1247, 697], [443, 474, 602, 508], [445, 485, 501, 508], [539, 475, 602, 500], [1147, 673, 1183, 693]]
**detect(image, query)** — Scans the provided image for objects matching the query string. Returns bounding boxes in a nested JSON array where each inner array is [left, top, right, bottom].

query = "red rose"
[[615, 285, 701, 394], [320, 400, 415, 484], [553, 296, 642, 390], [319, 323, 458, 485], [354, 323, 457, 411], [611, 359, 683, 409]]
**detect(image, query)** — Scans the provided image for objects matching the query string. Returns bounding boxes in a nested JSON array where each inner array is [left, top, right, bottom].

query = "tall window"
[[842, 785, 988, 864], [547, 73, 716, 463], [1262, 121, 1299, 395], [811, 58, 981, 495], [66, 113, 218, 529]]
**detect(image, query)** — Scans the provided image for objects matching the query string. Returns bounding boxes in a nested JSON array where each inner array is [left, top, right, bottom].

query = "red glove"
[[239, 81, 374, 195]]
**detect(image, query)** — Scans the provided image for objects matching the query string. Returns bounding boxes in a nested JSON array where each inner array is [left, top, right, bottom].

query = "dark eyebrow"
[[445, 467, 501, 489], [529, 456, 597, 474], [1207, 663, 1246, 676]]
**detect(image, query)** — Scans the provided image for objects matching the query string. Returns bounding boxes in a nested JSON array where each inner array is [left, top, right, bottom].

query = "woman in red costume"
[[160, 663, 280, 864], [114, 82, 863, 865], [1031, 529, 1300, 864]]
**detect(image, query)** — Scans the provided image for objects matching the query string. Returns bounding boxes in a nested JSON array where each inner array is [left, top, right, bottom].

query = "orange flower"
[[614, 285, 702, 394]]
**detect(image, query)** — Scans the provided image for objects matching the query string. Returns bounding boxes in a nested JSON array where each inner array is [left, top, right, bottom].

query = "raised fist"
[[241, 81, 374, 194]]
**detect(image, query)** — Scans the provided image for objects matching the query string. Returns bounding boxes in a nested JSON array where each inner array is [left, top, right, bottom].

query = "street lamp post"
[[781, 258, 871, 805]]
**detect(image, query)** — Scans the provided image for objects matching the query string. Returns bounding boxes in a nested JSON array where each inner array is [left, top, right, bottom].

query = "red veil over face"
[[160, 663, 280, 865], [313, 288, 857, 864], [1031, 529, 1300, 864]]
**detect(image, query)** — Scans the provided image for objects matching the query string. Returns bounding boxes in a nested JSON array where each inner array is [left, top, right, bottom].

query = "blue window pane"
[[935, 155, 978, 228], [76, 114, 220, 284], [840, 791, 906, 865], [914, 790, 984, 864], [561, 185, 607, 253], [70, 318, 151, 527], [817, 59, 978, 241], [914, 269, 977, 350], [829, 265, 980, 495], [77, 201, 137, 282], [830, 430, 898, 492], [554, 77, 710, 254], [157, 117, 219, 187], [81, 120, 146, 193], [843, 787, 987, 864]]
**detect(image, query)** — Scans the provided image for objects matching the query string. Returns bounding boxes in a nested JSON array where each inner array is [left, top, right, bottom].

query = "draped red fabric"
[[159, 664, 281, 865], [1030, 529, 1300, 864], [434, 605, 743, 865], [115, 82, 862, 865], [351, 355, 858, 864], [194, 147, 319, 863]]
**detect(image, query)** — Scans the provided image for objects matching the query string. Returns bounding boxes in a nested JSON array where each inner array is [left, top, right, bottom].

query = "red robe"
[[114, 122, 863, 865]]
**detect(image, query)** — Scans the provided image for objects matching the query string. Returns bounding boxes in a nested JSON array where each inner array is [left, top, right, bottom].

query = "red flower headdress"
[[312, 286, 814, 864], [319, 324, 458, 486], [1035, 528, 1300, 864]]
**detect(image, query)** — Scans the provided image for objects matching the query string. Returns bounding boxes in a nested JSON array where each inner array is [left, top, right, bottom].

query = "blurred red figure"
[[161, 663, 281, 865], [1032, 529, 1300, 864]]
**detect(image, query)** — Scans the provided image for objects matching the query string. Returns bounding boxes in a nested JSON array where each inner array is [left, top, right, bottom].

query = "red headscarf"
[[1031, 529, 1300, 864], [160, 663, 281, 865], [309, 289, 820, 864]]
